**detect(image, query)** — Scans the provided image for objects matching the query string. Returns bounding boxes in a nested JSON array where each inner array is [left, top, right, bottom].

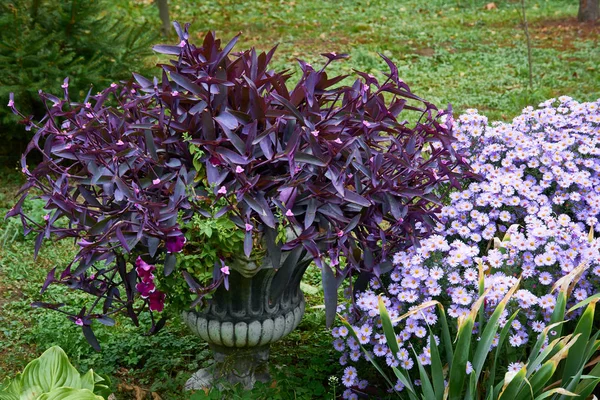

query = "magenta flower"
[[74, 318, 84, 326], [245, 223, 253, 232], [148, 291, 166, 312], [136, 280, 156, 298], [152, 178, 161, 185], [135, 257, 155, 284], [166, 235, 186, 253], [285, 209, 294, 217], [217, 186, 227, 195], [7, 99, 14, 108], [221, 266, 230, 275], [235, 166, 244, 173]]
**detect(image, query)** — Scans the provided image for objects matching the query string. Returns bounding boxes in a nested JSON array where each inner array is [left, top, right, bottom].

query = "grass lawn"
[[0, 0, 598, 398]]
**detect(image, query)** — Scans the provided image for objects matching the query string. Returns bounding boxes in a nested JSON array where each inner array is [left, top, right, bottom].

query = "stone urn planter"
[[182, 247, 312, 390]]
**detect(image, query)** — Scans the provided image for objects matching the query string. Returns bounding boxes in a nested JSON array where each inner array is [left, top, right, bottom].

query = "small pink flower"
[[179, 40, 187, 47], [334, 138, 342, 144], [221, 266, 230, 275], [245, 223, 253, 232], [110, 83, 117, 88], [171, 90, 179, 97], [61, 83, 69, 89], [337, 230, 344, 237], [152, 178, 161, 185], [363, 84, 369, 91], [331, 52, 337, 56], [311, 130, 319, 137], [130, 89, 136, 94], [7, 99, 14, 107], [116, 140, 124, 146], [362, 121, 372, 127], [235, 166, 244, 173], [75, 318, 84, 326], [43, 214, 50, 221], [85, 102, 92, 109], [285, 209, 294, 217], [86, 113, 93, 118], [218, 186, 227, 195]]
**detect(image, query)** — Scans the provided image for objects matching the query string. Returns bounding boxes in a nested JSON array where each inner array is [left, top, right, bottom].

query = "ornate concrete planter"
[[183, 248, 311, 390]]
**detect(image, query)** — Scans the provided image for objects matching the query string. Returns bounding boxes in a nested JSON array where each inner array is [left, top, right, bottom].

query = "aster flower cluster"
[[333, 97, 600, 397]]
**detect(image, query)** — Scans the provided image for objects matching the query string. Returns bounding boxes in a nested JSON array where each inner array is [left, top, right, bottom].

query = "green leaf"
[[448, 315, 474, 399], [378, 295, 399, 358], [562, 301, 595, 384], [428, 331, 445, 400], [437, 304, 454, 370], [20, 347, 84, 400], [533, 387, 578, 400], [0, 376, 20, 400], [37, 387, 104, 400], [488, 310, 520, 390], [498, 367, 527, 399], [411, 346, 435, 400], [567, 293, 600, 314], [338, 315, 399, 394]]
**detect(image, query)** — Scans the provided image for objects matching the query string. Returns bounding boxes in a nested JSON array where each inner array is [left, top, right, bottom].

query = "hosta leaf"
[[20, 347, 87, 398]]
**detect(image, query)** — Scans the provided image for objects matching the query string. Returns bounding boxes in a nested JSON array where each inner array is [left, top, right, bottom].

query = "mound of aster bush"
[[334, 96, 600, 397]]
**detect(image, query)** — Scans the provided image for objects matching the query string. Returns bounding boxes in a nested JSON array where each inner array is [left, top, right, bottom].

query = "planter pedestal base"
[[185, 344, 271, 391]]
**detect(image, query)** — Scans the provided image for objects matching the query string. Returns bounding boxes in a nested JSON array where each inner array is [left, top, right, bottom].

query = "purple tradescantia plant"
[[7, 22, 475, 348]]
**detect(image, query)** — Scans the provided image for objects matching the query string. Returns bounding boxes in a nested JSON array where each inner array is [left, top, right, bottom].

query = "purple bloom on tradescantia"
[[135, 256, 155, 277], [75, 318, 84, 326], [136, 280, 156, 298], [166, 235, 186, 253], [148, 291, 166, 312], [221, 266, 230, 275]]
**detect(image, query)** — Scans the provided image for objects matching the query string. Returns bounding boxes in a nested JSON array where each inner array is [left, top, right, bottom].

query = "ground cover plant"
[[0, 0, 598, 399]]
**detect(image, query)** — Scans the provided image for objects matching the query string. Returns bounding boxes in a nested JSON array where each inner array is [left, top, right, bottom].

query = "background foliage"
[[0, 0, 155, 164]]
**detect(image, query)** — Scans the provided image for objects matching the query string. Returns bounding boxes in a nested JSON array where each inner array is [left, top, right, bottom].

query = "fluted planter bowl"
[[182, 249, 311, 390]]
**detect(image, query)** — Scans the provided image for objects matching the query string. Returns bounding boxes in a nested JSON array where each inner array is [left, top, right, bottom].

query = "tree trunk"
[[156, 0, 170, 37], [578, 0, 599, 22]]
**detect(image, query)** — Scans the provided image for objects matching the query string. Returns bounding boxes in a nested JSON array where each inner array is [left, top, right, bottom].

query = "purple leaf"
[[244, 230, 253, 258], [153, 44, 183, 55], [170, 72, 203, 95]]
